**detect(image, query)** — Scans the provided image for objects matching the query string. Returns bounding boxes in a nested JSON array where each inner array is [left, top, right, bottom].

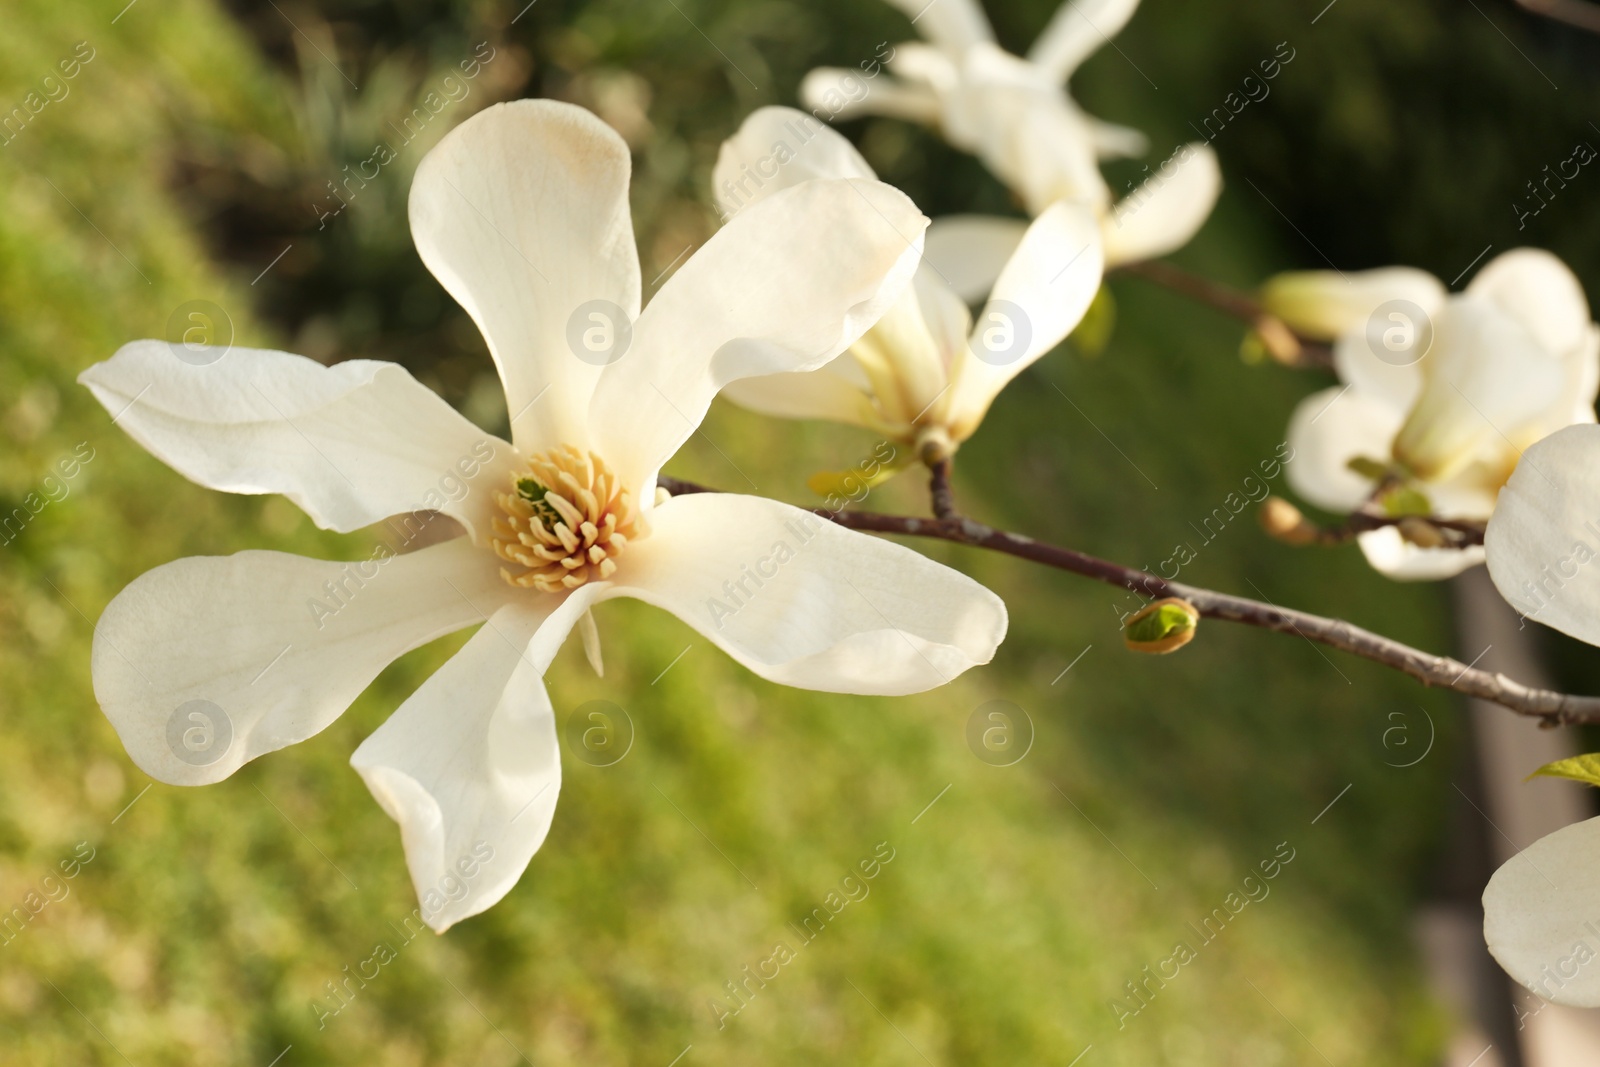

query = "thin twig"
[[928, 459, 958, 520], [1118, 259, 1334, 370], [658, 475, 1600, 725]]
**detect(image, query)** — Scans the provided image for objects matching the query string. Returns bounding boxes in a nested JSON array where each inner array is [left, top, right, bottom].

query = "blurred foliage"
[[2, 0, 1598, 1064]]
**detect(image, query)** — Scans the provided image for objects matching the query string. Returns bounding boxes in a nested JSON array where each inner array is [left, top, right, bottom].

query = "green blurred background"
[[2, 0, 1599, 1063]]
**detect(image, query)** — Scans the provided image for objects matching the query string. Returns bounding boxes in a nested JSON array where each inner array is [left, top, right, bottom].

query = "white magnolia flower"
[[1271, 249, 1598, 580], [713, 106, 1103, 468], [800, 0, 1221, 265], [79, 100, 1007, 931]]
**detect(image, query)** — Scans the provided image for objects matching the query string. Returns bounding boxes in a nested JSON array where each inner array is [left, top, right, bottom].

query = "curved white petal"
[[1084, 114, 1150, 160], [1027, 0, 1143, 82], [1356, 527, 1484, 581], [713, 106, 875, 218], [1395, 297, 1569, 482], [1484, 817, 1600, 1007], [718, 358, 881, 428], [1284, 386, 1403, 513], [1467, 248, 1592, 359], [409, 99, 641, 454], [1331, 325, 1426, 416], [923, 214, 1029, 304], [946, 201, 1103, 440], [1260, 267, 1446, 343], [91, 538, 512, 786], [1484, 423, 1600, 641], [882, 0, 994, 53], [1102, 143, 1221, 267], [350, 591, 600, 933], [615, 492, 1006, 693], [591, 178, 927, 495], [80, 342, 514, 539], [799, 68, 940, 125]]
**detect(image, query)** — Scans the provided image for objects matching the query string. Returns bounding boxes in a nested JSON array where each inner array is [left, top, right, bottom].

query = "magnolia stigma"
[[490, 445, 646, 592]]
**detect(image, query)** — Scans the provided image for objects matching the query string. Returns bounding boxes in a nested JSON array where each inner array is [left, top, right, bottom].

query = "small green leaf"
[[1529, 754, 1600, 788], [1345, 456, 1391, 481], [1379, 485, 1433, 518], [1068, 283, 1116, 358], [1123, 597, 1200, 654]]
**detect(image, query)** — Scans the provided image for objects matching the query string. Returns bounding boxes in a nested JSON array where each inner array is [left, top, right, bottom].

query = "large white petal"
[[1102, 143, 1221, 267], [717, 359, 882, 429], [1484, 817, 1600, 1007], [1283, 386, 1403, 513], [1027, 0, 1143, 82], [91, 538, 512, 786], [350, 590, 600, 933], [713, 106, 875, 218], [615, 492, 1006, 693], [1484, 423, 1600, 641], [946, 201, 1103, 440], [1259, 267, 1446, 343], [882, 0, 994, 53], [1394, 297, 1569, 482], [80, 342, 515, 539], [590, 178, 927, 495], [799, 68, 941, 125], [923, 215, 1029, 304], [1467, 248, 1593, 359], [409, 99, 641, 454], [1356, 527, 1484, 582]]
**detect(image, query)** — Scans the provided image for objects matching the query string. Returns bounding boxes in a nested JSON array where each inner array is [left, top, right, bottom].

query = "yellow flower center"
[[491, 446, 642, 593]]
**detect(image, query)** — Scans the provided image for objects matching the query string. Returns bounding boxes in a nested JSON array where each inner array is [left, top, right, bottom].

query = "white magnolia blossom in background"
[[79, 100, 1007, 931], [801, 0, 1221, 266], [714, 106, 1103, 467], [1479, 421, 1600, 1006], [1270, 249, 1598, 580]]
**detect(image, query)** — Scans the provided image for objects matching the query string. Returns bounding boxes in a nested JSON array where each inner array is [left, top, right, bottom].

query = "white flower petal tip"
[[1484, 816, 1600, 1008], [90, 539, 510, 787], [1468, 247, 1593, 358], [617, 493, 1007, 695], [352, 605, 564, 933], [1486, 424, 1600, 644], [409, 98, 642, 454], [945, 200, 1104, 440], [1103, 142, 1222, 267], [79, 341, 516, 539], [713, 106, 875, 217]]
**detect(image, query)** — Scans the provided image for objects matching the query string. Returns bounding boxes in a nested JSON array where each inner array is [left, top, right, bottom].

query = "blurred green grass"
[[3, 0, 1597, 1064]]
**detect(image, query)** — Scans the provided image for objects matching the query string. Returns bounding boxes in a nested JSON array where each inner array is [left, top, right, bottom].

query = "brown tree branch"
[[1118, 259, 1335, 370], [658, 475, 1600, 726]]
